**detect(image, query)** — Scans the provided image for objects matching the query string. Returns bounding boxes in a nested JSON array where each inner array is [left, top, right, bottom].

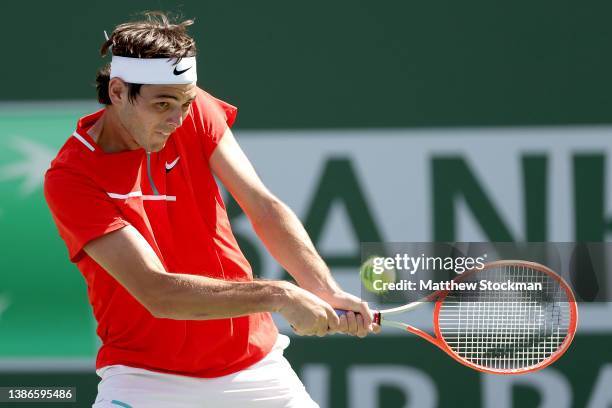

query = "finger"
[[359, 301, 373, 329], [356, 313, 368, 338], [372, 322, 382, 334], [317, 315, 328, 337], [301, 326, 315, 336], [346, 311, 357, 335], [326, 308, 340, 332], [337, 315, 349, 333]]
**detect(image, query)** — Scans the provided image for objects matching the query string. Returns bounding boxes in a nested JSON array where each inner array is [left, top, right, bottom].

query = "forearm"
[[151, 272, 288, 320], [250, 197, 340, 293]]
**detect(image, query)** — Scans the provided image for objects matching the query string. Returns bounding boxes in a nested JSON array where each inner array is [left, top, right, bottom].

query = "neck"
[[89, 108, 140, 153]]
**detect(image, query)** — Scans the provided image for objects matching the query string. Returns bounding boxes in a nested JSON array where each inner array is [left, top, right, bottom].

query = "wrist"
[[267, 280, 294, 313], [298, 276, 340, 296]]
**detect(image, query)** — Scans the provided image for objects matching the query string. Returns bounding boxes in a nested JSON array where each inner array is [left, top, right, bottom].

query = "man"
[[44, 12, 378, 408]]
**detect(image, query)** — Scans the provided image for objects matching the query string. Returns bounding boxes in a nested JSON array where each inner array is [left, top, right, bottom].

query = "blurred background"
[[2, 1, 612, 407]]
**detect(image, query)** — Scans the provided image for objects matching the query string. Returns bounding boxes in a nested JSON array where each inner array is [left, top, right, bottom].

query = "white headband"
[[110, 55, 197, 84]]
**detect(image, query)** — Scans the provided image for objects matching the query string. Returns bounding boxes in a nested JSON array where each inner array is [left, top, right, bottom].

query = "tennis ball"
[[360, 256, 396, 294]]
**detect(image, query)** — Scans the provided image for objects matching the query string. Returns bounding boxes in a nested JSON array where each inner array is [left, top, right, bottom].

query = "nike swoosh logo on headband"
[[173, 66, 192, 75], [165, 156, 180, 172]]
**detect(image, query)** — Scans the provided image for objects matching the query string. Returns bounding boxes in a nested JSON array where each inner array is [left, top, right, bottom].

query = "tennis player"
[[44, 12, 378, 408]]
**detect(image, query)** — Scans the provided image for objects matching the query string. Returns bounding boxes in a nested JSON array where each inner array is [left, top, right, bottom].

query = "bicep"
[[209, 128, 275, 218], [84, 225, 168, 313]]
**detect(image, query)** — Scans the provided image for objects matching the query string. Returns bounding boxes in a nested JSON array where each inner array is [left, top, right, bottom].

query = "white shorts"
[[92, 335, 318, 408]]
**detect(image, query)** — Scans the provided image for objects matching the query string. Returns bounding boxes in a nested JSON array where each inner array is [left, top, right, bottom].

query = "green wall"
[[2, 0, 612, 128]]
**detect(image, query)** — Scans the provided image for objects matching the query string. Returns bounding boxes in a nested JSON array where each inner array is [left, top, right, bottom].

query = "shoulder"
[[190, 87, 238, 131], [44, 137, 99, 200], [49, 132, 96, 171], [185, 87, 238, 158]]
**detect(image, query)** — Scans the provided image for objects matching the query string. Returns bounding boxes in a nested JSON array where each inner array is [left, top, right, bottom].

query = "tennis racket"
[[339, 260, 578, 374]]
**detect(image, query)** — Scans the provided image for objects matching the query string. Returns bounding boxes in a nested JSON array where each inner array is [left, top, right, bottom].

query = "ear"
[[108, 78, 128, 106]]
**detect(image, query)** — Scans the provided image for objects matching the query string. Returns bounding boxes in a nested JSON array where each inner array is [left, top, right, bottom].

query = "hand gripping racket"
[[340, 260, 578, 374]]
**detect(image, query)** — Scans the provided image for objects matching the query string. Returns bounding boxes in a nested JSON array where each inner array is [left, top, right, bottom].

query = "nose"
[[167, 108, 183, 128]]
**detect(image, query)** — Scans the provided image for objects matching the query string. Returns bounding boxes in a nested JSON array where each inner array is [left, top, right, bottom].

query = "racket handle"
[[335, 309, 349, 316], [334, 309, 382, 325]]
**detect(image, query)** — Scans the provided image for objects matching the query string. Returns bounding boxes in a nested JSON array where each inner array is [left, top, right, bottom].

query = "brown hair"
[[95, 11, 197, 105]]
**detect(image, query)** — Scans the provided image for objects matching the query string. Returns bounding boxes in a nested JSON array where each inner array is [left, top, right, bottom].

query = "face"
[[109, 80, 197, 152]]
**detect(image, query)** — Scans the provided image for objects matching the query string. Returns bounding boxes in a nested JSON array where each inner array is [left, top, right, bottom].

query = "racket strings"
[[438, 265, 572, 371]]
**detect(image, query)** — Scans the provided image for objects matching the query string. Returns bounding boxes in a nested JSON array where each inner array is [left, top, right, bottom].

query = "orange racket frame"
[[371, 260, 578, 374]]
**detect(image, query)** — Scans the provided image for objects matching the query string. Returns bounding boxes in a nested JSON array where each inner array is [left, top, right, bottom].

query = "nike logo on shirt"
[[165, 156, 180, 173]]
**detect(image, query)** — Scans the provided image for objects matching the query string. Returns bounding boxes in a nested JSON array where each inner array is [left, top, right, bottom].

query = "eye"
[[156, 102, 170, 110], [182, 101, 192, 110]]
